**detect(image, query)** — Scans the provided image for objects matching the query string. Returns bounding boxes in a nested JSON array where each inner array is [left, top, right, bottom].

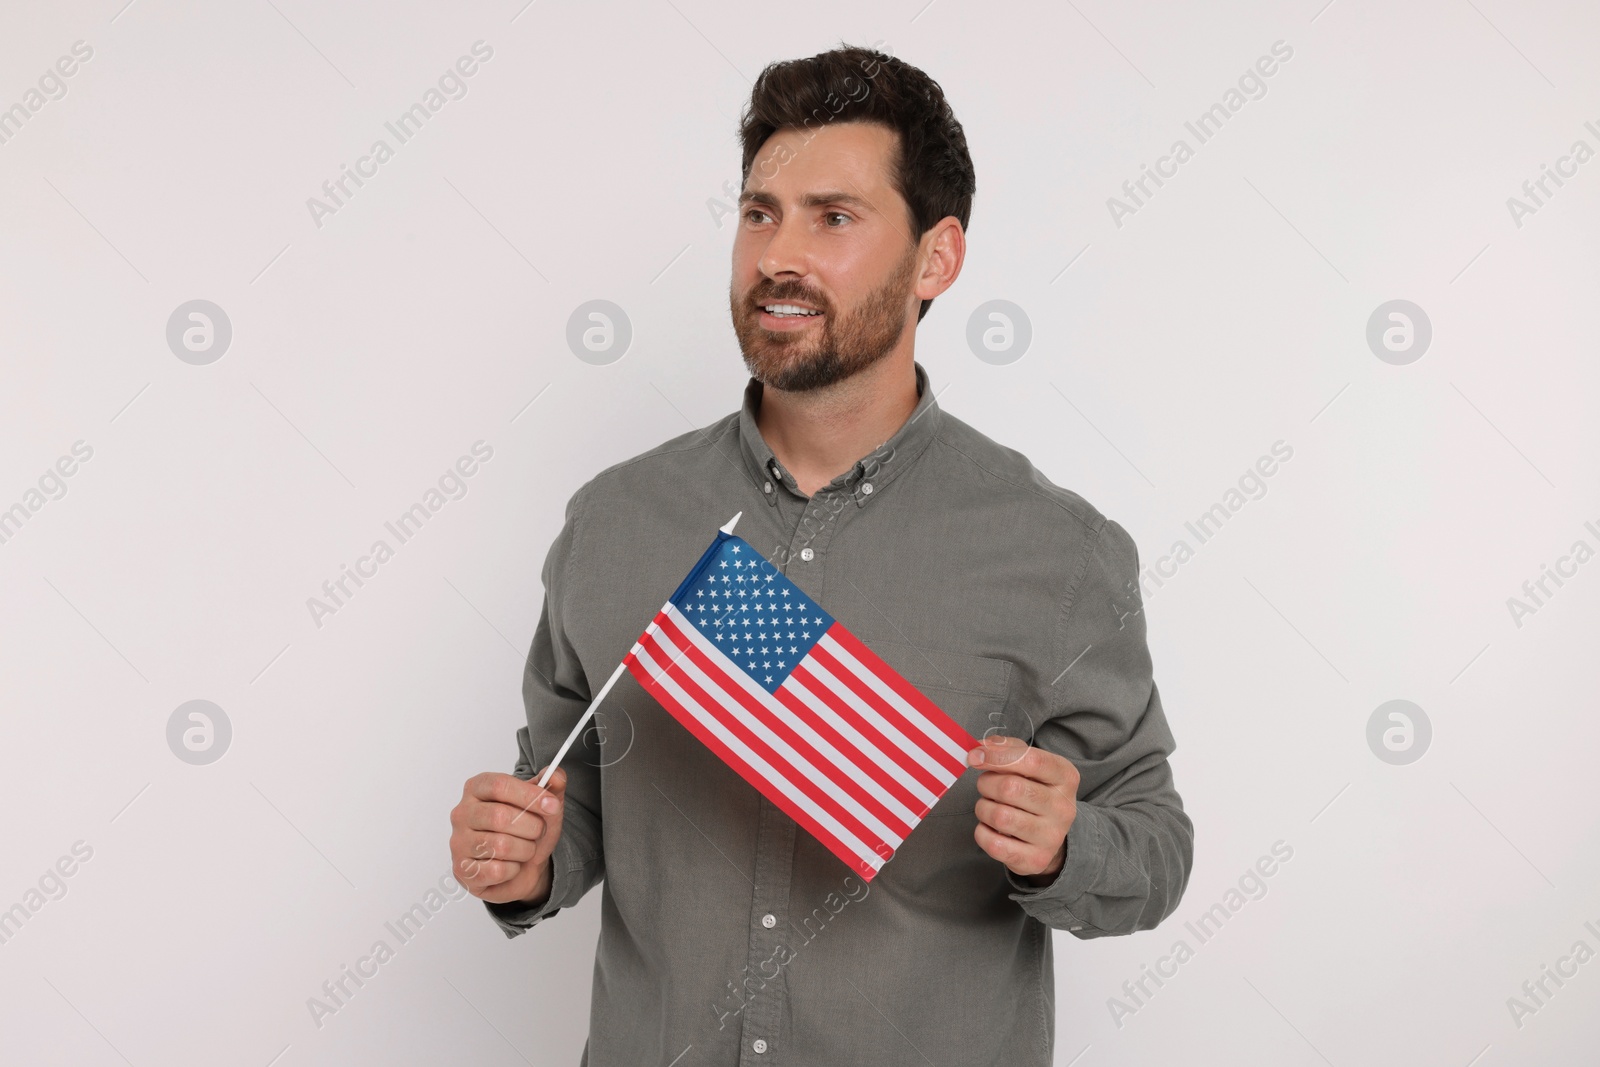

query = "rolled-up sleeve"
[[484, 483, 607, 939], [1004, 516, 1193, 938]]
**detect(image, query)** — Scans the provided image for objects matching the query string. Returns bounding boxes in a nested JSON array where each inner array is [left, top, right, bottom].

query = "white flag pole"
[[535, 512, 743, 790]]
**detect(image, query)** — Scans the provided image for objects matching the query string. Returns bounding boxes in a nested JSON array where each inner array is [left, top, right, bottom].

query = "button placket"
[[739, 798, 794, 1065], [783, 484, 852, 587]]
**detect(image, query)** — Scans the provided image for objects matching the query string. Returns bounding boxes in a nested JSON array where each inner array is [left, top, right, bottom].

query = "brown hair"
[[737, 44, 976, 323]]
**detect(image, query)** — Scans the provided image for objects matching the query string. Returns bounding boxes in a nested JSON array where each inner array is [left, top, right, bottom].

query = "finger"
[[467, 768, 566, 818], [973, 797, 1051, 847], [463, 799, 553, 842], [456, 855, 524, 890], [968, 736, 1071, 788], [973, 820, 1057, 875], [968, 733, 1029, 770], [974, 767, 1059, 817], [459, 829, 539, 866]]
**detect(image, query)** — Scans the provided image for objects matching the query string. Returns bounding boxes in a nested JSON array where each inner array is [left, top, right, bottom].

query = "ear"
[[913, 216, 966, 305]]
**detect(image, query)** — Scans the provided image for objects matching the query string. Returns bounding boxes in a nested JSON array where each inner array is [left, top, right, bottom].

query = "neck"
[[755, 352, 919, 497]]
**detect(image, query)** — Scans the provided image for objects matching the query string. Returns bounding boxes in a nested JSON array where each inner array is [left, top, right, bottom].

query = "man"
[[449, 44, 1192, 1066]]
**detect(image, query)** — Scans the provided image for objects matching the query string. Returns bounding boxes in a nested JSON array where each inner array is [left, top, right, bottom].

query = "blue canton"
[[665, 532, 836, 694]]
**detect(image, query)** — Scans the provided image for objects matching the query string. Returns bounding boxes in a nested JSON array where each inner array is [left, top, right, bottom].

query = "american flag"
[[624, 526, 979, 881]]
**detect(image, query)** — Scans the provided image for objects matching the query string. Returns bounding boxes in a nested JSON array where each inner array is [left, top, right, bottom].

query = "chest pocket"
[[850, 637, 1014, 821]]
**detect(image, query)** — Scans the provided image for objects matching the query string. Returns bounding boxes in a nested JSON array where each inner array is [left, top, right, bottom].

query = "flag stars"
[[670, 540, 836, 694]]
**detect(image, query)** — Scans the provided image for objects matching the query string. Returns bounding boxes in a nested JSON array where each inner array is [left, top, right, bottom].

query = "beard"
[[730, 243, 918, 393]]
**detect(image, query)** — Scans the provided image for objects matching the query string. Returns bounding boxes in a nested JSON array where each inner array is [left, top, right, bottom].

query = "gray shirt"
[[485, 360, 1193, 1066]]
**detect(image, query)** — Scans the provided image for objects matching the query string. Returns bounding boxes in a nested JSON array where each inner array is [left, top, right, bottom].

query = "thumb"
[[529, 765, 567, 858]]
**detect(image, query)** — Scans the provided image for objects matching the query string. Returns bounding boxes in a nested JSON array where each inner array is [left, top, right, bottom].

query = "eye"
[[824, 211, 851, 227], [744, 208, 773, 224]]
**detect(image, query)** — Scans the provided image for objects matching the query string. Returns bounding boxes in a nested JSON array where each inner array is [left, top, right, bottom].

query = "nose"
[[758, 213, 809, 281]]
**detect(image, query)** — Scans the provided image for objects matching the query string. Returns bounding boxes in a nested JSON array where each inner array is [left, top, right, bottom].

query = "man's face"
[[730, 122, 922, 393]]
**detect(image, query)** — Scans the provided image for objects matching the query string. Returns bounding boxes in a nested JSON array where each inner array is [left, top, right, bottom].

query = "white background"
[[1, 1, 1597, 1064]]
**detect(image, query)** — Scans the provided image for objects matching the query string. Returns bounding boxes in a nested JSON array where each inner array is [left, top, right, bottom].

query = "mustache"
[[748, 288, 827, 311]]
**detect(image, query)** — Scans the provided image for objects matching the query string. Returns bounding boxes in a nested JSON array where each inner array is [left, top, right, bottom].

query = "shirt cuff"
[[1003, 801, 1109, 933]]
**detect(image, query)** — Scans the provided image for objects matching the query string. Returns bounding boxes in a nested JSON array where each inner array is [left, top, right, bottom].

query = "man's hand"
[[449, 767, 567, 907], [967, 734, 1079, 885]]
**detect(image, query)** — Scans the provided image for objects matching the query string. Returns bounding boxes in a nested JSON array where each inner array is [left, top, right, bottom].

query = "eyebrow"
[[738, 189, 876, 213]]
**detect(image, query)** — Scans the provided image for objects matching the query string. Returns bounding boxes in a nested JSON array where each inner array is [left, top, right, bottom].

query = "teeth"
[[764, 304, 821, 317]]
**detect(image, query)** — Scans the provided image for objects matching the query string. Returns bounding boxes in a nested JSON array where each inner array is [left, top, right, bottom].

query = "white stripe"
[[643, 620, 908, 844], [799, 654, 954, 786], [781, 667, 939, 810], [660, 607, 919, 831], [818, 632, 968, 762], [631, 640, 886, 873]]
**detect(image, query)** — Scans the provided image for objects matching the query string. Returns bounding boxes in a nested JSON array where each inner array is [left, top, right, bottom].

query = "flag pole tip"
[[720, 511, 742, 534]]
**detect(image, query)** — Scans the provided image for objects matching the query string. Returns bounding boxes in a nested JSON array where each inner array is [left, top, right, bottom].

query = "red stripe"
[[771, 684, 926, 818], [826, 625, 980, 753], [628, 647, 884, 882], [788, 662, 945, 800], [651, 614, 912, 839], [638, 622, 895, 864], [807, 636, 963, 777]]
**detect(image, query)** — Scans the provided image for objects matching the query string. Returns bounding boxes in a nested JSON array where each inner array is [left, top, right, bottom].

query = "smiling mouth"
[[758, 302, 824, 319]]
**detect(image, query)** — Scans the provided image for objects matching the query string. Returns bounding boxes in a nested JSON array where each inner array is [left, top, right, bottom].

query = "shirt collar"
[[737, 360, 942, 508]]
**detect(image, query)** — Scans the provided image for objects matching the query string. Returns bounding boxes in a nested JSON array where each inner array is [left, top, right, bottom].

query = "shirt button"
[[799, 547, 814, 562], [861, 482, 873, 495], [761, 913, 776, 928], [763, 481, 773, 494], [753, 1039, 768, 1053]]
